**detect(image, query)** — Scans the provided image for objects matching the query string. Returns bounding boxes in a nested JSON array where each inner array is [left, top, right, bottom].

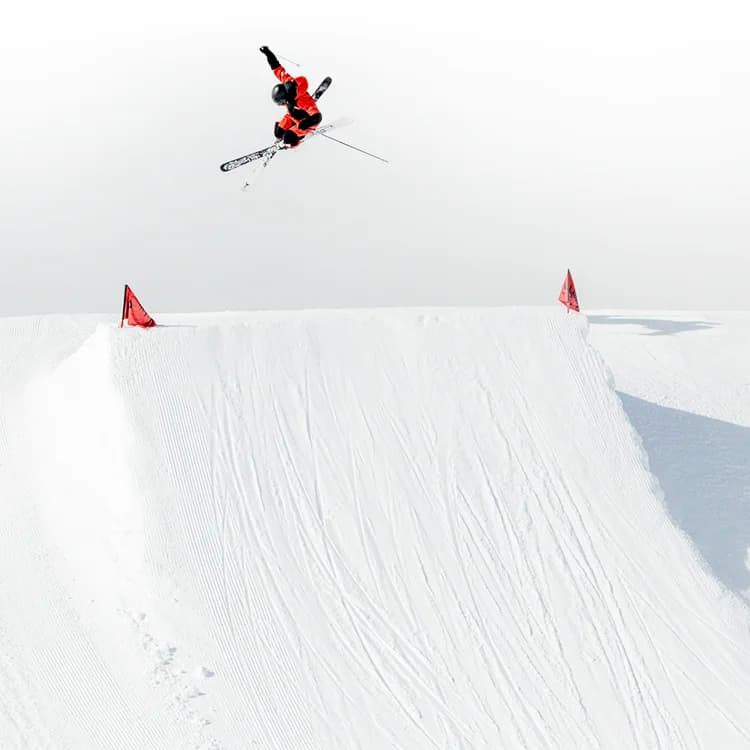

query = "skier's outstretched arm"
[[260, 45, 293, 83], [259, 45, 280, 69]]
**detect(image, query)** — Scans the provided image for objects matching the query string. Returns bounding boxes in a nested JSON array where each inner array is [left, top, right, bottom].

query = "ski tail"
[[312, 76, 331, 101], [305, 117, 352, 141], [220, 146, 278, 172]]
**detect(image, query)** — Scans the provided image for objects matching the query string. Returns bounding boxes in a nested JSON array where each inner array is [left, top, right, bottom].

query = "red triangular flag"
[[120, 284, 156, 328], [558, 269, 580, 312]]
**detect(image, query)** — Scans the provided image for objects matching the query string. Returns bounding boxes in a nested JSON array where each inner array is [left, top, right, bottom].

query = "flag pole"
[[120, 284, 128, 328]]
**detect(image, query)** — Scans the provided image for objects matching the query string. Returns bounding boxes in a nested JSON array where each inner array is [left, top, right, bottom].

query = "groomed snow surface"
[[1, 308, 749, 749]]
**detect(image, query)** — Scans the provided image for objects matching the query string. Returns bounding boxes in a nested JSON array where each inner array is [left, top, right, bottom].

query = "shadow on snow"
[[588, 315, 719, 336], [620, 393, 750, 598]]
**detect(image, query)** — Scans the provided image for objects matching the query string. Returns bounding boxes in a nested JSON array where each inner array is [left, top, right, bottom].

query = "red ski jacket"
[[273, 66, 321, 136]]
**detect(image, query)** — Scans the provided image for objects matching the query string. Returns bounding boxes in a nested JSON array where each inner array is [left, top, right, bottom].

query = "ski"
[[222, 117, 350, 173], [312, 76, 331, 101], [220, 76, 333, 173], [220, 145, 278, 172]]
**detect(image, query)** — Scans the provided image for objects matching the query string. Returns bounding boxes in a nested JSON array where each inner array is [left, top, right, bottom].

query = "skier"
[[260, 45, 323, 148]]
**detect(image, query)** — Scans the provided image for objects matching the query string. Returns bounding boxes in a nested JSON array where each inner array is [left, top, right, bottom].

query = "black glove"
[[297, 112, 322, 131], [259, 45, 280, 69], [286, 103, 307, 120], [274, 122, 286, 139], [283, 130, 300, 147]]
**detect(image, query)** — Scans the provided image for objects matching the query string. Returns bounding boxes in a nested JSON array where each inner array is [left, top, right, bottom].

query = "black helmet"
[[271, 83, 287, 105], [271, 80, 297, 106]]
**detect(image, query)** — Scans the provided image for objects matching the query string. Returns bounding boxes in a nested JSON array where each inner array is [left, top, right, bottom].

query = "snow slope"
[[2, 309, 750, 748]]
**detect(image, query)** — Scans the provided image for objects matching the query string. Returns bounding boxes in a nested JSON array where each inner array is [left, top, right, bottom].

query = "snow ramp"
[[4, 308, 750, 749]]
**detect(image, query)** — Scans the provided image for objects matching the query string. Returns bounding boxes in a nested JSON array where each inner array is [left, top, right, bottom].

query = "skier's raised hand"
[[259, 45, 280, 69]]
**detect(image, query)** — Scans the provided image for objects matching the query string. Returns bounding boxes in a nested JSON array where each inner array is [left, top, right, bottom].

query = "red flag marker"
[[558, 269, 580, 313], [120, 285, 156, 328]]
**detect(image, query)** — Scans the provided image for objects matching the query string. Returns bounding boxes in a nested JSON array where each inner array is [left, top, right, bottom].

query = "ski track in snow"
[[1, 309, 750, 748]]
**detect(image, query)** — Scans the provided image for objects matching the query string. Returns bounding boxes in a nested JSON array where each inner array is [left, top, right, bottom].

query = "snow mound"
[[1, 309, 750, 749]]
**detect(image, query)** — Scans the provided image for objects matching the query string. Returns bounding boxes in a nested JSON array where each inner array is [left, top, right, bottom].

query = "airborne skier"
[[259, 45, 323, 148], [219, 45, 384, 175], [218, 51, 334, 174]]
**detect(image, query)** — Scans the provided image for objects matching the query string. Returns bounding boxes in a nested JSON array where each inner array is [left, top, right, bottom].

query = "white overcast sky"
[[2, 0, 750, 313]]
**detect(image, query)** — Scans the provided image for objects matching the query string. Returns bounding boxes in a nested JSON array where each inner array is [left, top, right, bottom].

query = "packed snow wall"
[[2, 309, 750, 749]]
